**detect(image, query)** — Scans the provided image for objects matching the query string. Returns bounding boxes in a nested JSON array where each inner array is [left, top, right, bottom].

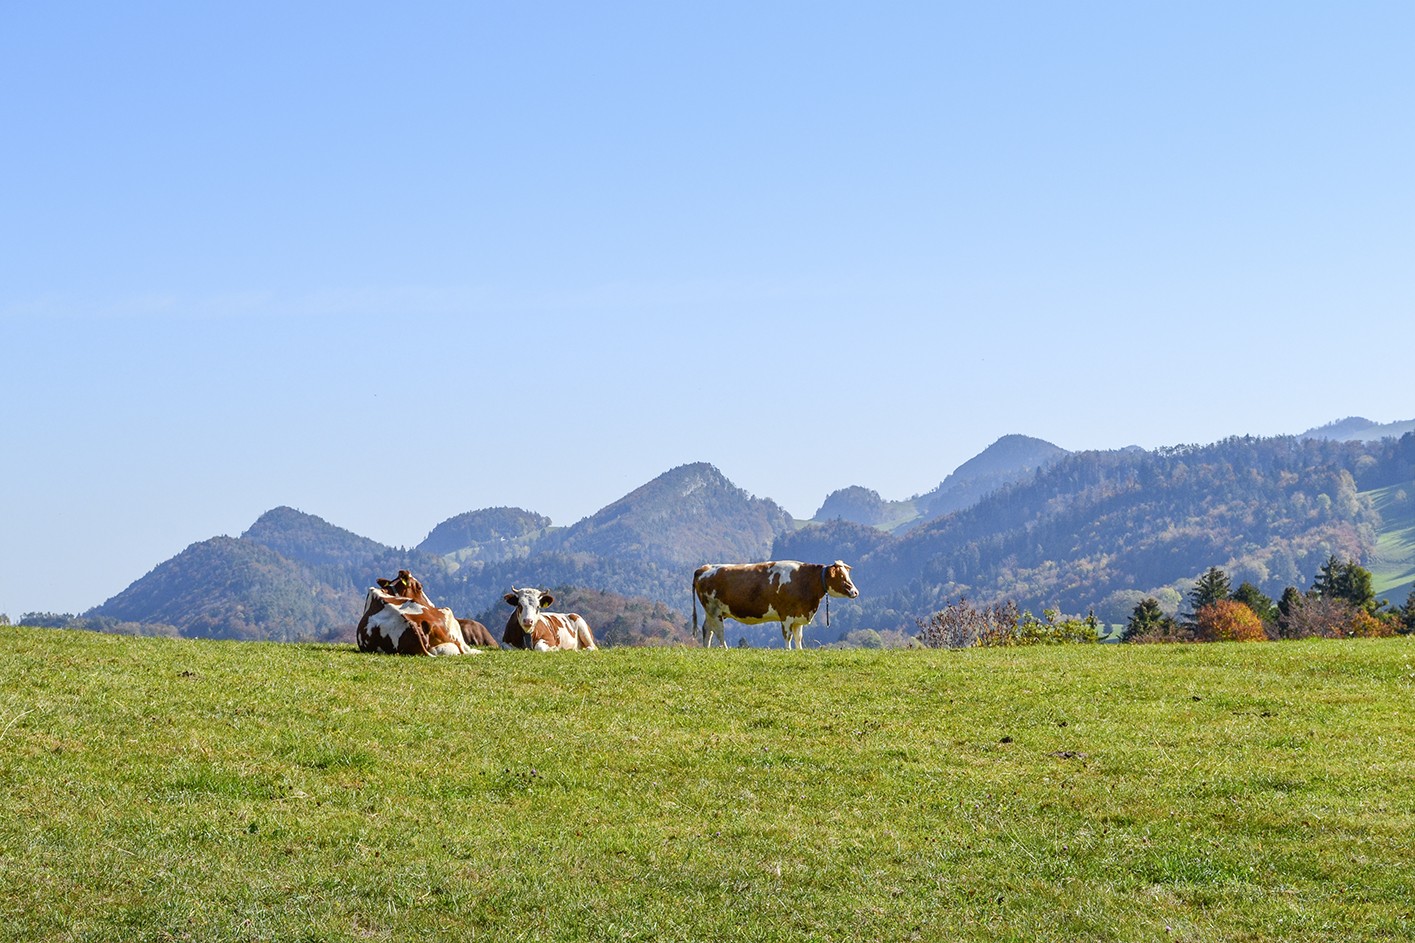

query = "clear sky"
[[4, 2, 1413, 618]]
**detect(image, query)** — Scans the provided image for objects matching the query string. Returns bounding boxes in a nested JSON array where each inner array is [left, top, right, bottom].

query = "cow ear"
[[540, 593, 554, 607], [377, 578, 392, 590], [504, 593, 518, 606]]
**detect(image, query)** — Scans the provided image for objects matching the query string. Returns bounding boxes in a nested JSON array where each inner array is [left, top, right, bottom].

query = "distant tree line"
[[1122, 555, 1415, 643]]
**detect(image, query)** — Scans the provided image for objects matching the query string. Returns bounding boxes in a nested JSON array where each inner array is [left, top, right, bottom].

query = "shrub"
[[1194, 600, 1267, 643], [917, 599, 1097, 648], [1347, 609, 1396, 638], [1281, 595, 1356, 639]]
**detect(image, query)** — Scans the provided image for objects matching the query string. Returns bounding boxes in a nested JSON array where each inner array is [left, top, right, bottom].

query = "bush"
[[1347, 609, 1396, 638], [1281, 595, 1357, 639], [1194, 600, 1267, 643], [917, 599, 1097, 648]]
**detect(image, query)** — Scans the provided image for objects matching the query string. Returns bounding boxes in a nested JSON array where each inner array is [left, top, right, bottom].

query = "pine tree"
[[1277, 586, 1305, 636], [1123, 597, 1171, 642], [1400, 588, 1415, 634], [1185, 566, 1232, 625], [1231, 581, 1276, 624], [1312, 555, 1377, 612]]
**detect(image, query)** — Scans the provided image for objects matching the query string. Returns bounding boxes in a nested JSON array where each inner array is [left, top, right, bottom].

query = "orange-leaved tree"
[[1195, 599, 1268, 642]]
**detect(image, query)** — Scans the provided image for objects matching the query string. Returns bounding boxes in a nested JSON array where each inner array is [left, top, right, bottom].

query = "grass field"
[[1367, 483, 1415, 604], [2, 627, 1413, 942]]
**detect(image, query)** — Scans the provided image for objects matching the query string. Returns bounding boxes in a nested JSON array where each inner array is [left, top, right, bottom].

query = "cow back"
[[458, 618, 500, 649]]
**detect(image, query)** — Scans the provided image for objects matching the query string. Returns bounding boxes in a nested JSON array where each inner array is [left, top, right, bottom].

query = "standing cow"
[[693, 560, 859, 649], [502, 586, 597, 651]]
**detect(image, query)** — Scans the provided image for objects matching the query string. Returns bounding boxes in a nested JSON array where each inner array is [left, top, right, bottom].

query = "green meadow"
[[2, 627, 1412, 942], [1367, 483, 1415, 603]]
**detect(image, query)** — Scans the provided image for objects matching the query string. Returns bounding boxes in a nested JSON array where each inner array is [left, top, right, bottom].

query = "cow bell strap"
[[820, 564, 830, 628]]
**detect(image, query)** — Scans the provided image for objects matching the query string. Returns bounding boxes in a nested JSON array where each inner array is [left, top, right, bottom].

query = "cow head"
[[374, 569, 442, 613], [377, 570, 421, 598], [823, 561, 860, 599], [504, 586, 555, 632]]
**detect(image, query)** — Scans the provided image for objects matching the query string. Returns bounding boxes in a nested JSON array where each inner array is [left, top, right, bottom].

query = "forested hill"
[[538, 462, 792, 565], [70, 427, 1415, 644], [813, 434, 1068, 532], [794, 434, 1414, 633]]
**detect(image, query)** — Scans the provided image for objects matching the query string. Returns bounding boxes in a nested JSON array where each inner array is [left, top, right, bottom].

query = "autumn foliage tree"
[[1194, 599, 1267, 642]]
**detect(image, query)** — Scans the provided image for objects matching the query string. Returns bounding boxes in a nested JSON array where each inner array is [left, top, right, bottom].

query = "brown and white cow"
[[692, 560, 859, 649], [356, 570, 484, 656], [502, 586, 597, 651]]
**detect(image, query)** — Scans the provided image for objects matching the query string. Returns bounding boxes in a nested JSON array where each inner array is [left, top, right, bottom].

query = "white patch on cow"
[[431, 641, 483, 656], [366, 605, 413, 645], [768, 562, 799, 587]]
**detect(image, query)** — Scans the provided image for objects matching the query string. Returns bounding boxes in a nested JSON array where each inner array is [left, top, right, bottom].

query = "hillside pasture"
[[2, 628, 1412, 941], [1367, 483, 1415, 603]]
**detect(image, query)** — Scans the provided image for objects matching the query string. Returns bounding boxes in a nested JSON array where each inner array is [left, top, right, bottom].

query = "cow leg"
[[781, 623, 792, 649], [792, 625, 805, 649]]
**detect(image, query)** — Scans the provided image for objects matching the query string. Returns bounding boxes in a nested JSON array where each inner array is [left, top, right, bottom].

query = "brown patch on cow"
[[695, 562, 824, 621], [458, 618, 500, 648], [823, 561, 860, 599], [358, 572, 473, 655]]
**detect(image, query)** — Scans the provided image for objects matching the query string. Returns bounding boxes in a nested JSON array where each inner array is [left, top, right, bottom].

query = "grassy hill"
[[3, 626, 1412, 941], [1367, 482, 1415, 603]]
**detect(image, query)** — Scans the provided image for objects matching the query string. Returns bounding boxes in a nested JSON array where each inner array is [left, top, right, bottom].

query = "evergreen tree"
[[1123, 597, 1170, 642], [1231, 581, 1276, 625], [1185, 566, 1232, 625], [1312, 555, 1377, 612], [1277, 586, 1305, 636], [1400, 588, 1415, 635]]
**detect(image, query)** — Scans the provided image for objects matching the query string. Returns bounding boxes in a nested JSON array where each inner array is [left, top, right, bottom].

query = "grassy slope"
[[2, 629, 1413, 942], [1366, 483, 1415, 603]]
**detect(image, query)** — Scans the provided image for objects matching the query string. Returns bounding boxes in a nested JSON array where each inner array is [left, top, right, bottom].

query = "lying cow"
[[356, 569, 484, 656], [502, 586, 597, 651], [693, 560, 860, 649], [457, 617, 500, 649]]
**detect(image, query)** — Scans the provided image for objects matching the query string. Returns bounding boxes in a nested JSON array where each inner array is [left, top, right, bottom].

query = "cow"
[[457, 618, 500, 649], [356, 569, 484, 656], [502, 586, 597, 651], [692, 560, 859, 649]]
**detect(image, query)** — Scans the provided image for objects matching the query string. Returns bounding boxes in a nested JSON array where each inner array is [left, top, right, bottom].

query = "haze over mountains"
[[57, 417, 1415, 645]]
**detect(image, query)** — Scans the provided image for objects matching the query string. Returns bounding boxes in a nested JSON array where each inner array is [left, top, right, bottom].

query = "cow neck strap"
[[820, 565, 830, 628]]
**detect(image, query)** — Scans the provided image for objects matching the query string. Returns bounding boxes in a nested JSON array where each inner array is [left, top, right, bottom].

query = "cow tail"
[[691, 570, 699, 638]]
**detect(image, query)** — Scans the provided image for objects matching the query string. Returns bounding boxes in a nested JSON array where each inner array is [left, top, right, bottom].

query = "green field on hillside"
[[1368, 483, 1415, 603], [2, 628, 1412, 942]]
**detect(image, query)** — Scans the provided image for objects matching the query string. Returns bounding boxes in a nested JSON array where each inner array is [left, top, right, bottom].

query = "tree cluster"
[[1124, 555, 1411, 643]]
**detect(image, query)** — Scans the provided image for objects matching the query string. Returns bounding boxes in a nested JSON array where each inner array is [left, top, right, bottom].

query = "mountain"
[[813, 487, 917, 530], [79, 423, 1415, 646], [841, 435, 1400, 632], [1301, 417, 1415, 443], [241, 506, 399, 570], [417, 507, 553, 560], [812, 435, 1068, 533], [914, 435, 1070, 524], [90, 536, 354, 642], [539, 462, 793, 566]]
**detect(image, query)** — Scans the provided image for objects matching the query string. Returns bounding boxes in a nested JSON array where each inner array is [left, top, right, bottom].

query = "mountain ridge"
[[79, 420, 1415, 644]]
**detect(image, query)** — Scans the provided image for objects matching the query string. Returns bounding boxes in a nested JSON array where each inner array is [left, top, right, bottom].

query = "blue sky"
[[4, 2, 1413, 617]]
